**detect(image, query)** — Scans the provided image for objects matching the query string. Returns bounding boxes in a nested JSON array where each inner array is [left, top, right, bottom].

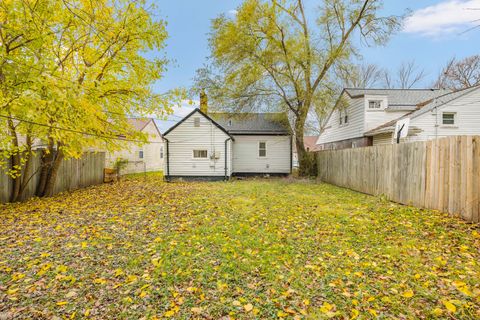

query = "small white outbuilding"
[[162, 108, 292, 180]]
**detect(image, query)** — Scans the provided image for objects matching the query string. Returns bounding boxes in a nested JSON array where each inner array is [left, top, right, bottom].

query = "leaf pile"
[[1, 174, 479, 319]]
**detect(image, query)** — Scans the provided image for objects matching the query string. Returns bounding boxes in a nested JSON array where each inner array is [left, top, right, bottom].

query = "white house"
[[162, 108, 292, 180], [365, 85, 480, 143], [105, 118, 164, 174], [316, 88, 451, 150]]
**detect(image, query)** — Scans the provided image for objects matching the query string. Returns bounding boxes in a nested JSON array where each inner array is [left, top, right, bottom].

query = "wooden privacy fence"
[[1, 152, 105, 203], [316, 136, 480, 223]]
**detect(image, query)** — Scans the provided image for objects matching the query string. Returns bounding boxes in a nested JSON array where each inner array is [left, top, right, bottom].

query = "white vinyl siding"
[[404, 88, 480, 142], [233, 135, 290, 174], [165, 110, 232, 177], [364, 95, 412, 132], [317, 94, 365, 145]]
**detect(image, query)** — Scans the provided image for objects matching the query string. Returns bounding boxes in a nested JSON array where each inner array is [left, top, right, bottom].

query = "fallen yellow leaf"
[[244, 303, 253, 312], [443, 300, 457, 313], [402, 290, 414, 298], [191, 307, 202, 314], [350, 309, 359, 319]]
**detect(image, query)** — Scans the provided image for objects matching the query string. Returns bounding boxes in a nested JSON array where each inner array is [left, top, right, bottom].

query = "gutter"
[[224, 138, 231, 180]]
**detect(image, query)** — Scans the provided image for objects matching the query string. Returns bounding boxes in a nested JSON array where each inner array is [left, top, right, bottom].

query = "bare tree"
[[435, 55, 480, 90], [336, 63, 384, 88], [383, 60, 427, 89]]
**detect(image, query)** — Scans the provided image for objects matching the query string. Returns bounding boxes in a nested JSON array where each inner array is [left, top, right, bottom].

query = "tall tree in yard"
[[0, 0, 179, 201], [195, 0, 402, 175]]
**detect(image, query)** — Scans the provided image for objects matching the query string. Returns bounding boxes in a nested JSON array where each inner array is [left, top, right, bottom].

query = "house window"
[[442, 112, 456, 125], [368, 100, 383, 109], [228, 120, 232, 126], [193, 150, 208, 159], [139, 151, 144, 159], [160, 146, 164, 159], [194, 117, 200, 127], [259, 142, 267, 157], [339, 110, 349, 126]]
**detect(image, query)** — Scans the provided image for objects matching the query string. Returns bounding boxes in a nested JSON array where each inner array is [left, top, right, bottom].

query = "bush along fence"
[[316, 136, 480, 223], [1, 152, 105, 203]]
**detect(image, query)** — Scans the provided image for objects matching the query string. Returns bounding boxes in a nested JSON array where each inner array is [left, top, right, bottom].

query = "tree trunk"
[[16, 144, 33, 202], [7, 118, 21, 202], [294, 110, 317, 177], [36, 140, 54, 197], [42, 148, 64, 197], [10, 153, 21, 202]]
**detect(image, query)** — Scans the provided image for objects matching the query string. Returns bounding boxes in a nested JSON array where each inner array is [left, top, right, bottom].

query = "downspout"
[[224, 138, 231, 181], [290, 135, 293, 174], [164, 138, 170, 182]]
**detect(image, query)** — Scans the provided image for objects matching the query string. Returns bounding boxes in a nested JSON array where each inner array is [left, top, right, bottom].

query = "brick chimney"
[[200, 89, 208, 114]]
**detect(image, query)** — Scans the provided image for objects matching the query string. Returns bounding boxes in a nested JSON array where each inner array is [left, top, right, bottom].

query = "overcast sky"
[[152, 0, 480, 131]]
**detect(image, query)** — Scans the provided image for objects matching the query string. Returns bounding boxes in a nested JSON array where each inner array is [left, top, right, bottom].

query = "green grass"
[[0, 176, 479, 319]]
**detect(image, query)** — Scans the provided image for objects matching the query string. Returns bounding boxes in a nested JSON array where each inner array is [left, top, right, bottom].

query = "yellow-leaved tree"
[[0, 0, 181, 201]]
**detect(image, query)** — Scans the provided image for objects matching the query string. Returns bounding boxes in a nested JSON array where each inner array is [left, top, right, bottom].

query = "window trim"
[[258, 141, 267, 158], [160, 146, 164, 159], [442, 112, 456, 126], [368, 100, 384, 110], [192, 149, 208, 159], [139, 150, 144, 159]]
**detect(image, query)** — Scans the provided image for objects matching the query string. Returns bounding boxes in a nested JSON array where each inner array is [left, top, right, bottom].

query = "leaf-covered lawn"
[[1, 175, 479, 319]]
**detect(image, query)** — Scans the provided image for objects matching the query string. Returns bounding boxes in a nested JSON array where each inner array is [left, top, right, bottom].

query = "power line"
[[0, 114, 163, 144]]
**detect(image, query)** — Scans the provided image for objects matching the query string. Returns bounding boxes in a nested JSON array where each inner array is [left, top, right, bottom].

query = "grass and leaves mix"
[[1, 175, 479, 319]]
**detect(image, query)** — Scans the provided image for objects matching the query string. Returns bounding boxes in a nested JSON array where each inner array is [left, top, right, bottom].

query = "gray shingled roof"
[[365, 85, 480, 136], [209, 112, 291, 135], [344, 88, 451, 107]]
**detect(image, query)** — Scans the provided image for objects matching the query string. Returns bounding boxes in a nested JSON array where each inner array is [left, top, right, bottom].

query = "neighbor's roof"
[[344, 88, 451, 108], [127, 118, 162, 136], [365, 85, 480, 136], [304, 136, 320, 151], [127, 118, 151, 132], [210, 112, 291, 135]]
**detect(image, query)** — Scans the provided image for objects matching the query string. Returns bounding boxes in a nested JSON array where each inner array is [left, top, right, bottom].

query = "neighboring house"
[[105, 118, 164, 174], [292, 136, 320, 167], [162, 108, 292, 180], [316, 88, 451, 150], [365, 85, 480, 143], [304, 136, 321, 152]]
